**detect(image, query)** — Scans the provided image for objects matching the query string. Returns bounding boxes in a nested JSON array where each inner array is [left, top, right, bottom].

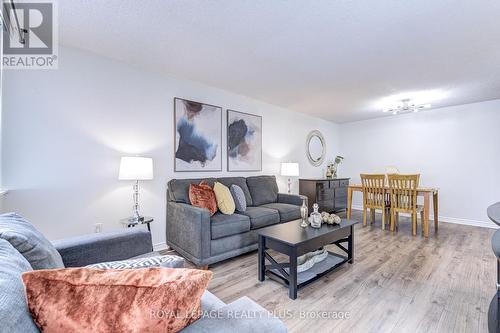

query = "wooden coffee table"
[[257, 219, 357, 299]]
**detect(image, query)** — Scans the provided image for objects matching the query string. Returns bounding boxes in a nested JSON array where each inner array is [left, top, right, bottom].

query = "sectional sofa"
[[166, 175, 305, 267], [0, 214, 286, 332]]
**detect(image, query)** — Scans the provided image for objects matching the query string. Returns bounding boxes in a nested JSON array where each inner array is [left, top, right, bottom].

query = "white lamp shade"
[[119, 157, 154, 180], [280, 162, 300, 177]]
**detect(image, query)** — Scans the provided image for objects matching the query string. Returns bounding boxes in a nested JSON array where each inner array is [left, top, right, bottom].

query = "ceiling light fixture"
[[383, 99, 431, 115]]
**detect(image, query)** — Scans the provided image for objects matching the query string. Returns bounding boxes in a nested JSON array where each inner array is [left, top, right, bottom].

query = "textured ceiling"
[[59, 0, 500, 123]]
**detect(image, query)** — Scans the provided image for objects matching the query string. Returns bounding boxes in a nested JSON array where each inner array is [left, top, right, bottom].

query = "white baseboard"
[[153, 242, 170, 251], [350, 205, 498, 229]]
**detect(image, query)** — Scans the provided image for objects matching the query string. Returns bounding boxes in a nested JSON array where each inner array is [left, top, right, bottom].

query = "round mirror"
[[306, 130, 326, 166]]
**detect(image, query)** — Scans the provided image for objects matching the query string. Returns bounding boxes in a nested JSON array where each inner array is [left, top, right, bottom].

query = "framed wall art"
[[227, 109, 262, 171], [174, 98, 222, 172]]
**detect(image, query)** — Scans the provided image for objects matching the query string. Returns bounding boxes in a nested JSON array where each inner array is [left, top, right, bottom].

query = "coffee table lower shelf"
[[267, 252, 347, 287]]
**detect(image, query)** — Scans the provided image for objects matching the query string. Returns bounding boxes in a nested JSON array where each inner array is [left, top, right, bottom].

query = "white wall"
[[1, 46, 340, 247], [339, 100, 500, 228]]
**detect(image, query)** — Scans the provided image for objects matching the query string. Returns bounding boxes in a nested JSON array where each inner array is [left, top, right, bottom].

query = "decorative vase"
[[325, 164, 333, 179], [309, 203, 322, 228], [300, 198, 308, 227], [332, 164, 338, 179]]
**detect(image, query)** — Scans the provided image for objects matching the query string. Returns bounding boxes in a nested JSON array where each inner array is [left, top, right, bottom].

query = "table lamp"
[[281, 162, 300, 194], [119, 156, 154, 223]]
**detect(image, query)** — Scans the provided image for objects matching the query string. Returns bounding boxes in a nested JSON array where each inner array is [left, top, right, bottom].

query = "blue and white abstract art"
[[174, 98, 222, 171], [227, 110, 262, 171]]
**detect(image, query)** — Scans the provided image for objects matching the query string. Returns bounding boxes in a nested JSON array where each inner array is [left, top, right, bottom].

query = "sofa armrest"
[[52, 229, 153, 267], [277, 193, 306, 206], [166, 201, 211, 266], [181, 296, 287, 333]]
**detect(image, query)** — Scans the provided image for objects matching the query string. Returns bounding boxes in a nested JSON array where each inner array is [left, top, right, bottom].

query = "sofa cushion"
[[216, 177, 253, 206], [239, 206, 280, 229], [189, 181, 218, 216], [230, 184, 247, 212], [246, 176, 279, 206], [213, 182, 236, 215], [201, 290, 226, 312], [0, 213, 64, 270], [22, 268, 212, 333], [261, 203, 301, 222], [0, 238, 39, 333], [168, 178, 217, 203], [182, 296, 287, 333], [211, 213, 251, 240]]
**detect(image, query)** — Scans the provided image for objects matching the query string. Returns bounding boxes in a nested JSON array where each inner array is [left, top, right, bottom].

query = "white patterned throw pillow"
[[230, 184, 247, 212], [86, 255, 184, 269]]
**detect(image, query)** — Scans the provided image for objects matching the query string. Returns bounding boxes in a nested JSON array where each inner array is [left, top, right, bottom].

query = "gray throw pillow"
[[86, 255, 184, 269], [0, 238, 39, 333], [230, 184, 247, 212], [0, 213, 64, 269]]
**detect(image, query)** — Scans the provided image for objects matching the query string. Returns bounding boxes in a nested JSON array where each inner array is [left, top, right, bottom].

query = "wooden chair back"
[[360, 174, 386, 209], [384, 166, 400, 185], [387, 174, 420, 213]]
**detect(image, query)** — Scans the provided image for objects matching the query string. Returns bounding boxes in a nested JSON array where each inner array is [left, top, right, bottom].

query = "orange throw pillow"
[[22, 268, 212, 333], [189, 181, 218, 216]]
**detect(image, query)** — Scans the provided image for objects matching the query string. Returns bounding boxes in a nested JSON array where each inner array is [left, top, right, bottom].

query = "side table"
[[120, 216, 154, 232]]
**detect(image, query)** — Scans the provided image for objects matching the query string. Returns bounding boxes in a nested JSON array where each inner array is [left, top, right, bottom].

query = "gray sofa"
[[167, 175, 305, 267], [0, 214, 286, 333]]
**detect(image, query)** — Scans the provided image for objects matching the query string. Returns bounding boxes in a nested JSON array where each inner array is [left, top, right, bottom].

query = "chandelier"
[[383, 99, 431, 115]]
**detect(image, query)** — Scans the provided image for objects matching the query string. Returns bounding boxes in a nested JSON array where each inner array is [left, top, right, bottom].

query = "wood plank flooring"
[[173, 211, 497, 332]]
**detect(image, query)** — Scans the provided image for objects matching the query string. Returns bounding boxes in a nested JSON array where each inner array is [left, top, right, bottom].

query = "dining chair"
[[360, 174, 390, 229], [387, 174, 422, 236], [384, 166, 400, 185]]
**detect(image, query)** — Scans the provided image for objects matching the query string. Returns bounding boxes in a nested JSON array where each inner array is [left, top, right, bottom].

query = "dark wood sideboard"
[[299, 178, 350, 214]]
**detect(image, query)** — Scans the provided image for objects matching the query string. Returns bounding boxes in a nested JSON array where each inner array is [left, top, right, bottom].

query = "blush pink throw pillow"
[[22, 267, 212, 333]]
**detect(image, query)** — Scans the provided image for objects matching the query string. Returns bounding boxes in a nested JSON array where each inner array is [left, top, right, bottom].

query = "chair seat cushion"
[[211, 213, 251, 240], [239, 207, 280, 229], [261, 203, 301, 222]]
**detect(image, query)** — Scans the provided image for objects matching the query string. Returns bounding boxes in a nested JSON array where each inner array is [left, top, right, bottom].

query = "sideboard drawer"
[[339, 179, 349, 187], [317, 189, 334, 201], [330, 180, 340, 188], [316, 181, 329, 191]]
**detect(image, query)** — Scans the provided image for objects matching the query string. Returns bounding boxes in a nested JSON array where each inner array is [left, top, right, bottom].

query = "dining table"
[[347, 184, 439, 237]]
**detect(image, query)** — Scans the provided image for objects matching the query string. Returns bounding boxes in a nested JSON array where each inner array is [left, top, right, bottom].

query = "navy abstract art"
[[174, 98, 222, 171], [227, 110, 262, 171]]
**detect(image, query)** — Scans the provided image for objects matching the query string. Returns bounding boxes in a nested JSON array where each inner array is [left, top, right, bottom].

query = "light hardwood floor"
[[173, 211, 497, 332]]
